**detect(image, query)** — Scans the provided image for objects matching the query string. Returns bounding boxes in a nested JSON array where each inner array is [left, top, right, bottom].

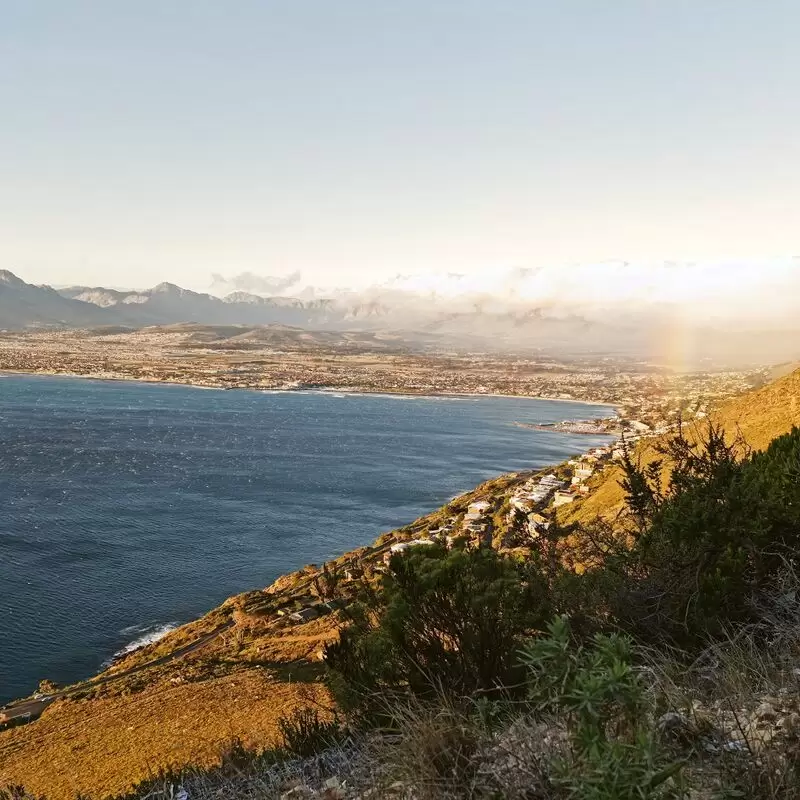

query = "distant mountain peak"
[[151, 282, 183, 294], [0, 269, 25, 287], [223, 291, 264, 304]]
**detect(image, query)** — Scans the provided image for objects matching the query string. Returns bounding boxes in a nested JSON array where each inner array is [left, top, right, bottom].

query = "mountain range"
[[2, 268, 798, 367]]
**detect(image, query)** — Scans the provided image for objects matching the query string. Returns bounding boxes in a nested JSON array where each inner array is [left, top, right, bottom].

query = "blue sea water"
[[0, 374, 614, 704]]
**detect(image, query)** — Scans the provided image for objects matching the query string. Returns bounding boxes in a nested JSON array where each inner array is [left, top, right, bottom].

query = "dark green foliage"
[[325, 545, 552, 715], [219, 736, 255, 770], [618, 424, 800, 644], [312, 561, 342, 600], [0, 788, 40, 800]]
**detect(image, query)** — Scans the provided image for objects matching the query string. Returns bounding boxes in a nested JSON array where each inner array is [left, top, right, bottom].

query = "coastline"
[[0, 368, 622, 413], [0, 368, 619, 713]]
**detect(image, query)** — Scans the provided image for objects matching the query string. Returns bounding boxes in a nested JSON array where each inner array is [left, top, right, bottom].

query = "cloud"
[[373, 259, 800, 326], [210, 270, 302, 296], [205, 260, 800, 330]]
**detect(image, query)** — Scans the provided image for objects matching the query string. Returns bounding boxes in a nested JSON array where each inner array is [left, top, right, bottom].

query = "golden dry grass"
[[0, 669, 331, 800], [559, 368, 800, 527], [0, 608, 340, 800]]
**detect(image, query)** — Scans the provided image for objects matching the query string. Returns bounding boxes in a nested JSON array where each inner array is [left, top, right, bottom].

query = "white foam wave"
[[106, 622, 178, 664]]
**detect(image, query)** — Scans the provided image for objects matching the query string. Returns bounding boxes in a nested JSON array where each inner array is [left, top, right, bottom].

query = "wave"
[[312, 389, 474, 402], [105, 622, 178, 665]]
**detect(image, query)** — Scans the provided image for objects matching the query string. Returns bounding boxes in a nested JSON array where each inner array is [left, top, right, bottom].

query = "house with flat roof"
[[552, 490, 576, 507]]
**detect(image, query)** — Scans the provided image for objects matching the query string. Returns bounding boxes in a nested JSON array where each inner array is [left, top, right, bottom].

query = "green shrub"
[[520, 616, 684, 800], [325, 545, 552, 718], [618, 425, 800, 645]]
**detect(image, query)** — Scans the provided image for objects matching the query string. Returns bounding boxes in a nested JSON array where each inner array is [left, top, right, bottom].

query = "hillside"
[[559, 366, 800, 526], [3, 371, 800, 798], [0, 472, 528, 799]]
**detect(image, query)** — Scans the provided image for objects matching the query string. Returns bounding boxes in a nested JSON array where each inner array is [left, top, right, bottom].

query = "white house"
[[383, 538, 436, 564], [552, 490, 576, 507]]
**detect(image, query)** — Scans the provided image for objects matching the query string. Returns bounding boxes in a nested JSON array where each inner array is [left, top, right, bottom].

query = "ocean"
[[0, 374, 614, 704]]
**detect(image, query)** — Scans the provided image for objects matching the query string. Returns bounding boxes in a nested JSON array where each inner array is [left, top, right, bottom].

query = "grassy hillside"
[[714, 364, 800, 450], [0, 471, 533, 799], [559, 367, 800, 527], [5, 370, 800, 798]]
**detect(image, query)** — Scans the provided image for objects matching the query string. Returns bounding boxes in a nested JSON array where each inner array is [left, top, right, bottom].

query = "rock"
[[755, 701, 778, 722], [657, 711, 685, 728], [777, 712, 800, 734], [280, 787, 315, 799], [322, 777, 345, 799], [657, 711, 694, 737], [723, 739, 748, 752], [762, 695, 781, 707]]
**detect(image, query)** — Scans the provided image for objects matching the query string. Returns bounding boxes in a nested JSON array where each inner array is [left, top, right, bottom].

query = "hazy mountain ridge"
[[0, 271, 124, 329], [57, 279, 351, 329], [1, 269, 798, 366]]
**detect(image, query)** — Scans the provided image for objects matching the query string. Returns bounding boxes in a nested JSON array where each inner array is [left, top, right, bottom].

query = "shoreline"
[[0, 367, 619, 711], [0, 368, 622, 413]]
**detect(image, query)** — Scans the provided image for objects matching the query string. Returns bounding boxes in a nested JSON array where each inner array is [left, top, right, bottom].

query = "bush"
[[618, 425, 800, 645], [278, 706, 343, 757], [376, 702, 485, 799], [325, 545, 553, 718], [520, 616, 684, 799]]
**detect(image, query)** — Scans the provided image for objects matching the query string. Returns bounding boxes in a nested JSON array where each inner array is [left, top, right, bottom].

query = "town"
[[0, 325, 765, 428]]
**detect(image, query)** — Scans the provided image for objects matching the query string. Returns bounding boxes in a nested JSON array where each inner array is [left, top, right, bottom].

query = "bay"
[[0, 374, 613, 703]]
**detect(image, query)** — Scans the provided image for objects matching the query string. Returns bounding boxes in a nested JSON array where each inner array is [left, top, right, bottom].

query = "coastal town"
[[0, 325, 772, 642], [374, 441, 623, 557], [0, 324, 766, 545], [0, 325, 766, 425], [1, 328, 794, 797]]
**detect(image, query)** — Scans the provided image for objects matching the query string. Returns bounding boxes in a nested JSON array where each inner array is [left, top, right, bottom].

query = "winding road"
[[0, 620, 234, 727], [1, 537, 402, 729]]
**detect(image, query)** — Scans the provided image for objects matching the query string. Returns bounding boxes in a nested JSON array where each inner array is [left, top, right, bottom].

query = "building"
[[510, 496, 535, 513], [383, 538, 436, 565], [290, 606, 320, 623], [527, 512, 551, 537], [552, 490, 576, 507], [574, 464, 594, 480], [538, 474, 565, 488]]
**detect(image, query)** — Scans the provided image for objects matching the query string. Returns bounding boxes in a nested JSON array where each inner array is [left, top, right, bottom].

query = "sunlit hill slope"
[[560, 367, 800, 527], [3, 370, 800, 798]]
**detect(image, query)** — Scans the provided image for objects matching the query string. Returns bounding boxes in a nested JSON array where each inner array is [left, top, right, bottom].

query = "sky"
[[2, 1, 799, 293]]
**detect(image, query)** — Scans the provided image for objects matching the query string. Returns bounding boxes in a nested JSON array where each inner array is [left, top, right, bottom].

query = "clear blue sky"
[[2, 1, 798, 290]]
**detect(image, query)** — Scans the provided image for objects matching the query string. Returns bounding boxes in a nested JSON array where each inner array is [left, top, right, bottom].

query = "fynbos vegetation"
[[6, 423, 800, 799]]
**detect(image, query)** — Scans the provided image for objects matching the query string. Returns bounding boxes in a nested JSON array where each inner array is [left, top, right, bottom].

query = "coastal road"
[[1, 530, 439, 728], [0, 620, 235, 727]]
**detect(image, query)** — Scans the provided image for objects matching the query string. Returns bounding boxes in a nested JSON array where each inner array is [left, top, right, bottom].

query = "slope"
[[559, 367, 800, 526]]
